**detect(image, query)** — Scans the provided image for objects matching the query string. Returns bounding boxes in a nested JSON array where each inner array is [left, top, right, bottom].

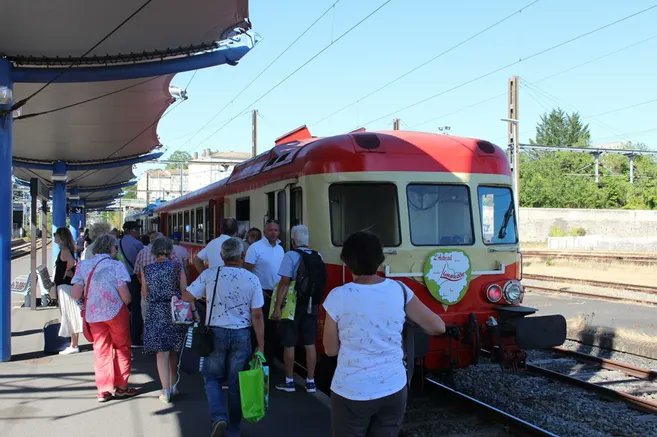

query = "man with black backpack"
[[271, 224, 326, 394]]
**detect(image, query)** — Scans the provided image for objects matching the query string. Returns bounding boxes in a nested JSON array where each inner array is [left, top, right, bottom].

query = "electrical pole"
[[507, 76, 520, 220], [146, 172, 150, 205], [252, 109, 258, 157], [179, 161, 183, 196], [393, 118, 400, 130]]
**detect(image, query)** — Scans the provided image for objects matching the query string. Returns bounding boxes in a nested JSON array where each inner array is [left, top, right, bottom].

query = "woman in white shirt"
[[323, 231, 445, 437]]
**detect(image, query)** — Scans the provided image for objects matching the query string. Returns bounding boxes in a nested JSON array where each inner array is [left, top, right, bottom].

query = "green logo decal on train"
[[424, 249, 471, 306]]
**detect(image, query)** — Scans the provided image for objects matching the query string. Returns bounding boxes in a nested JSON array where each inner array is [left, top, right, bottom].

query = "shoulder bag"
[[81, 258, 109, 342], [395, 280, 416, 387], [191, 267, 221, 357]]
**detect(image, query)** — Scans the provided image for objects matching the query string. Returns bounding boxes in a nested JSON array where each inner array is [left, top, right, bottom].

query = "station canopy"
[[3, 0, 250, 209]]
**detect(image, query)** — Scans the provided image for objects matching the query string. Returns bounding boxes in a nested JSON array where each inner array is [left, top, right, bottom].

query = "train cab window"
[[329, 183, 400, 246], [407, 184, 473, 246], [291, 188, 302, 227], [184, 210, 190, 242], [478, 186, 518, 245], [196, 207, 204, 243], [236, 197, 250, 238]]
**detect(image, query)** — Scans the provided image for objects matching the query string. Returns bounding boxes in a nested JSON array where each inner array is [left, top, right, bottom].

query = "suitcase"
[[179, 325, 202, 374], [43, 319, 70, 354]]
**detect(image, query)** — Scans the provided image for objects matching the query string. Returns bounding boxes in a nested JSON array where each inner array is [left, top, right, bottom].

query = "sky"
[[143, 0, 657, 175]]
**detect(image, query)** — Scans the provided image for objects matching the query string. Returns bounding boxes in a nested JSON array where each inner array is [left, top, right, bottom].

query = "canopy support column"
[[51, 161, 67, 265], [0, 59, 13, 362]]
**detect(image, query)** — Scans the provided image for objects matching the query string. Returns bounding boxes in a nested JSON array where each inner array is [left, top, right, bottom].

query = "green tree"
[[165, 150, 192, 170], [122, 184, 137, 200], [531, 108, 591, 147]]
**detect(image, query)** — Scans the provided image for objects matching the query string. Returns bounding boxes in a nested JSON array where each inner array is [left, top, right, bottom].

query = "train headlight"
[[486, 284, 503, 303], [503, 280, 524, 304]]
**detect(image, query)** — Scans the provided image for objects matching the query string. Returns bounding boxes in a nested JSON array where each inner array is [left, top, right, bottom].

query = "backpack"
[[294, 249, 327, 305]]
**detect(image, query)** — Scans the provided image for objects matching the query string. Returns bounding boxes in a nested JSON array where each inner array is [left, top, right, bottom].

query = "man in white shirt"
[[244, 219, 285, 363], [193, 218, 238, 273], [183, 237, 264, 437]]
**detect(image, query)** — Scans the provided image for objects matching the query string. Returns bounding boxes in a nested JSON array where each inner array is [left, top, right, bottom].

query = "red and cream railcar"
[[155, 126, 565, 372]]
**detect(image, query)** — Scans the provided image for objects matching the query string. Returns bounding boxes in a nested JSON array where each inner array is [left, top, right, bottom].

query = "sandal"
[[115, 386, 138, 399], [97, 391, 112, 403]]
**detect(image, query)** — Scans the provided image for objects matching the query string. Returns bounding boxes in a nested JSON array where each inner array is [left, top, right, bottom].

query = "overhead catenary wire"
[[189, 0, 394, 152], [359, 3, 657, 129], [410, 32, 657, 130], [178, 0, 344, 151], [11, 0, 154, 111], [313, 0, 541, 126]]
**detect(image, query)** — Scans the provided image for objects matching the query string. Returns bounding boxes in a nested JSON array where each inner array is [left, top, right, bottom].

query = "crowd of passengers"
[[51, 219, 446, 437]]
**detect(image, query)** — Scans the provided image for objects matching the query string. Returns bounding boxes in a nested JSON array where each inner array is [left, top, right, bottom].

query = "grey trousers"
[[330, 386, 408, 437]]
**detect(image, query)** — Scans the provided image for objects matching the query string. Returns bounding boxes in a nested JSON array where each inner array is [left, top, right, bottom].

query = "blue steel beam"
[[75, 180, 136, 193], [0, 59, 12, 362], [13, 151, 162, 171], [11, 37, 253, 83], [51, 161, 67, 265]]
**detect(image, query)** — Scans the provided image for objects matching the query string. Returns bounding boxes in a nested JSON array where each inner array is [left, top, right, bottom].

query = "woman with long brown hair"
[[53, 227, 81, 355]]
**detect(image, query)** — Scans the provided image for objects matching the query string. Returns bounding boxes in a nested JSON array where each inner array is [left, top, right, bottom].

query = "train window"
[[184, 210, 190, 242], [478, 186, 518, 245], [177, 212, 183, 236], [196, 207, 204, 243], [277, 190, 287, 249], [190, 209, 195, 243], [206, 202, 215, 242], [329, 183, 400, 247], [266, 192, 275, 221], [407, 184, 474, 246], [236, 198, 250, 239], [167, 215, 172, 237], [291, 188, 302, 227]]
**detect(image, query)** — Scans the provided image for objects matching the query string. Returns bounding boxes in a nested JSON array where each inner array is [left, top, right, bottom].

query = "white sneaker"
[[59, 346, 79, 355]]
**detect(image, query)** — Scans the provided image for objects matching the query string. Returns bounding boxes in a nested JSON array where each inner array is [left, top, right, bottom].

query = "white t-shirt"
[[244, 238, 284, 290], [197, 234, 231, 269], [187, 266, 264, 329], [322, 279, 414, 401], [172, 244, 189, 265]]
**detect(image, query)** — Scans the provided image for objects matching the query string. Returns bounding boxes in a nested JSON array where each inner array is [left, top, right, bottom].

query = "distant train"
[[154, 126, 566, 375]]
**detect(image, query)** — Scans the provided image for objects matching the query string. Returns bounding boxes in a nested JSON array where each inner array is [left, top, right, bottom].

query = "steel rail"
[[525, 284, 657, 306], [551, 347, 657, 381], [526, 364, 657, 414], [10, 241, 47, 260], [424, 376, 558, 436], [523, 273, 657, 295], [522, 251, 657, 264]]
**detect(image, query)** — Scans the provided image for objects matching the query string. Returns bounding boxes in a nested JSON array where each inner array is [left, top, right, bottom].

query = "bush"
[[548, 225, 586, 237], [570, 227, 586, 236], [548, 225, 567, 237]]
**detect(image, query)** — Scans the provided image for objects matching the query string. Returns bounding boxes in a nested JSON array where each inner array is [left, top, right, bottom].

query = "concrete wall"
[[519, 208, 657, 242]]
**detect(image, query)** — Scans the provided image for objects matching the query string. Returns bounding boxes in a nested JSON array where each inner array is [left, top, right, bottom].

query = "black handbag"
[[191, 267, 221, 357]]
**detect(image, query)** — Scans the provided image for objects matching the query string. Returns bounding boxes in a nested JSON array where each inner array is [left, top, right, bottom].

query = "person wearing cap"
[[119, 221, 145, 347]]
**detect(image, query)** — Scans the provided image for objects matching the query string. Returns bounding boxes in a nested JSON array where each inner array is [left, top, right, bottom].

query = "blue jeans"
[[201, 326, 252, 435]]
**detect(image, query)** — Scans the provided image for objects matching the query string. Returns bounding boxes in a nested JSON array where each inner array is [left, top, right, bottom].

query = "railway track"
[[527, 347, 657, 414], [10, 240, 48, 260], [522, 251, 657, 266], [420, 376, 557, 436], [522, 273, 657, 306]]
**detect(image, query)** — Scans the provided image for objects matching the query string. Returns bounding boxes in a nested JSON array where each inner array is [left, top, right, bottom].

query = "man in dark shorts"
[[271, 224, 325, 394]]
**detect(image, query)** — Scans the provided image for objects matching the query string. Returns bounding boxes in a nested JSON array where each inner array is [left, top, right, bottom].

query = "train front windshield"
[[478, 186, 518, 245]]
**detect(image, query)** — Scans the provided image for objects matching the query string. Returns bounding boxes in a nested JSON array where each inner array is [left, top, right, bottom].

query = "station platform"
[[2, 299, 331, 437]]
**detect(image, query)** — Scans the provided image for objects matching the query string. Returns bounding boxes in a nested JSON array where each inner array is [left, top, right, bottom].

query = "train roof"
[[156, 129, 510, 212]]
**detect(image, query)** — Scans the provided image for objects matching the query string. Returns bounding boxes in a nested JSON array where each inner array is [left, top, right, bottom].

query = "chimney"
[[193, 152, 198, 159]]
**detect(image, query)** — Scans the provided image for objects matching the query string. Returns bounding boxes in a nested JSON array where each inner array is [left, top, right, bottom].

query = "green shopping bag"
[[239, 352, 269, 423], [269, 281, 297, 320]]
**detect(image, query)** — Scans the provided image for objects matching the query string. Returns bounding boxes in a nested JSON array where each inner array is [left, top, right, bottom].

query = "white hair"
[[221, 237, 244, 261], [291, 224, 309, 247]]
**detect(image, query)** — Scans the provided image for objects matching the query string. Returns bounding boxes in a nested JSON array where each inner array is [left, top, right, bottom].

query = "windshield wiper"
[[497, 202, 515, 240]]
